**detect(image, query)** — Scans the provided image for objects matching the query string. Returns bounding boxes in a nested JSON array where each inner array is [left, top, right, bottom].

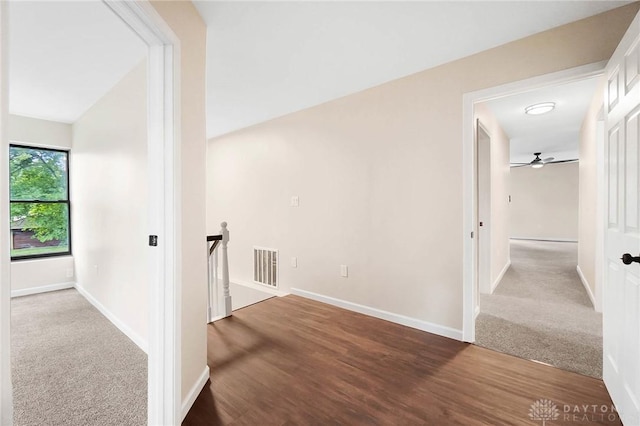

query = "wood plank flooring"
[[183, 295, 620, 425]]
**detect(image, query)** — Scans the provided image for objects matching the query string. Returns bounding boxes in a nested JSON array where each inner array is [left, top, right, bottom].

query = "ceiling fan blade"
[[542, 157, 554, 163], [549, 159, 578, 164], [510, 163, 530, 168]]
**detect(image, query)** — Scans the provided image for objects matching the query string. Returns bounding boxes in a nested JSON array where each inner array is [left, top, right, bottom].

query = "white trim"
[[0, 2, 12, 423], [510, 237, 578, 243], [491, 260, 511, 293], [594, 118, 605, 313], [181, 365, 210, 421], [292, 288, 463, 341], [576, 265, 597, 310], [75, 283, 149, 354], [10, 282, 74, 298], [101, 2, 182, 424], [462, 61, 606, 343], [475, 305, 480, 319]]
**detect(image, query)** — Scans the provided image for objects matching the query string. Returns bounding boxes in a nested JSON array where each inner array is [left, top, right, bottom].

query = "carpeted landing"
[[11, 288, 147, 426], [476, 239, 602, 379]]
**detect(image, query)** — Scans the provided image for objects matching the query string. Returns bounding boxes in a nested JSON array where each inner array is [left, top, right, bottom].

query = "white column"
[[221, 222, 232, 317]]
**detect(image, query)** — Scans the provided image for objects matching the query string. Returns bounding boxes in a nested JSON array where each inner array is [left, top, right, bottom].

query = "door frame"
[[0, 1, 183, 425], [462, 61, 606, 342], [476, 120, 492, 300]]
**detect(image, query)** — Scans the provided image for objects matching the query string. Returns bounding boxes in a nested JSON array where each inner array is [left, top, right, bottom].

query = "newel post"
[[221, 221, 232, 317]]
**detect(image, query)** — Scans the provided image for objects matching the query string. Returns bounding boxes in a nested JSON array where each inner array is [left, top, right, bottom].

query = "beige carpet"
[[476, 239, 602, 378], [11, 289, 147, 426]]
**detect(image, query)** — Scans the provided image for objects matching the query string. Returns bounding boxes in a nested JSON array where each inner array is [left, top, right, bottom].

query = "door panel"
[[604, 10, 640, 426]]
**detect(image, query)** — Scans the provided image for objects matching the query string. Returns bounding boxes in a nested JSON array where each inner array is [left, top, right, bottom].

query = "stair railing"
[[207, 221, 232, 322]]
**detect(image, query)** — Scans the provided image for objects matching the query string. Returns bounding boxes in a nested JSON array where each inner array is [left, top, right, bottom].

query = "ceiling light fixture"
[[531, 162, 544, 169], [525, 102, 555, 115]]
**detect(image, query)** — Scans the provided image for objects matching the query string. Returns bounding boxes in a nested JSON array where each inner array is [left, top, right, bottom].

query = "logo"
[[529, 399, 560, 425]]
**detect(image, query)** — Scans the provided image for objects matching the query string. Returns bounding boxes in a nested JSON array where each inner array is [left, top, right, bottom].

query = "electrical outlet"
[[291, 257, 298, 268], [66, 268, 74, 278], [340, 265, 348, 278], [291, 196, 299, 207]]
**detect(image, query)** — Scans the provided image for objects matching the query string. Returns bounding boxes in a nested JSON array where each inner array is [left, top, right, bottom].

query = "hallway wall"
[[206, 5, 638, 334], [510, 162, 579, 241]]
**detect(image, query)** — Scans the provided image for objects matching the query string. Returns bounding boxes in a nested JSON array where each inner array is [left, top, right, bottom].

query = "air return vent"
[[253, 246, 278, 288]]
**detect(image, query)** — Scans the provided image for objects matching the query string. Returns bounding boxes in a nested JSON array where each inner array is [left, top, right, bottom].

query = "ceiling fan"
[[510, 152, 577, 168]]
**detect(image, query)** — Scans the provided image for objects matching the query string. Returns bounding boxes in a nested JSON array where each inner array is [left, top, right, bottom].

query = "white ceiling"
[[7, 1, 628, 136], [9, 1, 146, 123], [194, 1, 629, 139], [483, 76, 601, 164]]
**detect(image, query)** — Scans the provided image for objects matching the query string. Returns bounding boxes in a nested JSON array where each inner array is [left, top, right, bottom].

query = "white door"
[[603, 10, 640, 426]]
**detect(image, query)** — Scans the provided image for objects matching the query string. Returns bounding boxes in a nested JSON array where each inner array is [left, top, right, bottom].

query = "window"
[[10, 145, 71, 260]]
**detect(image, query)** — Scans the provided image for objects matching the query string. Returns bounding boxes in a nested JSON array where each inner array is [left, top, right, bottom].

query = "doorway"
[[463, 62, 607, 375], [0, 1, 180, 425]]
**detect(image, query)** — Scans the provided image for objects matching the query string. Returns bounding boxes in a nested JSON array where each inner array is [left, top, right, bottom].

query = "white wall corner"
[[491, 261, 511, 294], [475, 305, 480, 319], [576, 265, 597, 310], [10, 281, 75, 298], [291, 288, 463, 341], [74, 283, 148, 353], [181, 365, 210, 421]]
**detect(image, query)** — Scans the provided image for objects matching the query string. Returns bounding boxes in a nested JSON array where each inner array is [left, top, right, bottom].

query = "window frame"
[[9, 143, 72, 261]]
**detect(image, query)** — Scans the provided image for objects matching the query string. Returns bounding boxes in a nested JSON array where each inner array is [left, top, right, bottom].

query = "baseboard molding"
[[74, 283, 148, 353], [291, 288, 463, 341], [510, 237, 578, 243], [181, 365, 210, 421], [11, 281, 75, 298], [230, 277, 290, 297], [491, 260, 511, 293], [576, 265, 596, 309]]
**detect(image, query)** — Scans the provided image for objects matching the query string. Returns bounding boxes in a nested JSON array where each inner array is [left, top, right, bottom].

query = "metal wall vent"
[[253, 246, 278, 288]]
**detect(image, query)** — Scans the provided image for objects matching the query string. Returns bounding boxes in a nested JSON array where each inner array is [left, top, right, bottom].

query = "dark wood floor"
[[183, 295, 620, 425]]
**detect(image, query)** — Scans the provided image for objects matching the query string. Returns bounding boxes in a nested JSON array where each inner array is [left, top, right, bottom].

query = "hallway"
[[476, 239, 602, 378]]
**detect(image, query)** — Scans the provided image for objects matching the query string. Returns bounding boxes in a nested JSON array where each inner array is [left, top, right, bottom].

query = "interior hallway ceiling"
[[193, 1, 629, 138], [483, 76, 601, 164], [8, 1, 627, 140]]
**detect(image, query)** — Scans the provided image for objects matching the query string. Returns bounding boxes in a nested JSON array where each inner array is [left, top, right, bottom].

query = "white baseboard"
[[491, 260, 511, 293], [510, 237, 578, 243], [181, 365, 210, 421], [576, 265, 596, 309], [11, 281, 75, 298], [74, 283, 148, 353], [291, 288, 463, 341]]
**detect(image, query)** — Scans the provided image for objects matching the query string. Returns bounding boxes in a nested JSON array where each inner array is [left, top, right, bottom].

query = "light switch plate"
[[340, 265, 348, 278], [291, 257, 298, 268]]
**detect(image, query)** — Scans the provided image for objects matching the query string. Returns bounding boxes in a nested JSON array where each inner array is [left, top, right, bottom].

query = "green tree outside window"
[[9, 145, 70, 259]]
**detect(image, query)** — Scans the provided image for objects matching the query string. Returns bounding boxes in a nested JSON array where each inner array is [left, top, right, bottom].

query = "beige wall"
[[475, 103, 511, 291], [149, 0, 208, 404], [510, 162, 579, 241], [578, 77, 606, 300], [8, 114, 74, 293], [206, 5, 638, 332], [71, 61, 148, 346], [9, 114, 72, 149]]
